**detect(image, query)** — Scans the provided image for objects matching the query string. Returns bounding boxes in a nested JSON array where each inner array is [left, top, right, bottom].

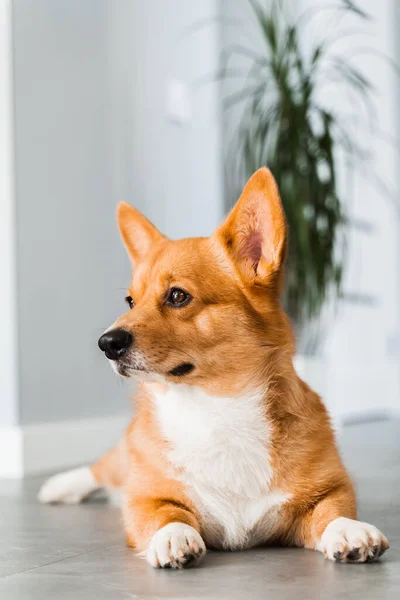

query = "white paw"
[[319, 517, 389, 563], [37, 466, 99, 504], [147, 523, 206, 569]]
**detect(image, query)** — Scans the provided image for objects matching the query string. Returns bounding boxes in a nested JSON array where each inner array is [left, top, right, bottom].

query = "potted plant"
[[221, 0, 375, 356]]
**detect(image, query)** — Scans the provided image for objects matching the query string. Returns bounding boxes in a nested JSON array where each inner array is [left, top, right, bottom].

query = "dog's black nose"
[[98, 329, 133, 360]]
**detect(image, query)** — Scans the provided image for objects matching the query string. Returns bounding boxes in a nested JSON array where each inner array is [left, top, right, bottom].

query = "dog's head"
[[98, 168, 294, 396]]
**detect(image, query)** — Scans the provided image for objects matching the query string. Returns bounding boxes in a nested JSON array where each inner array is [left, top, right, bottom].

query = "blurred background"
[[1, 0, 400, 478]]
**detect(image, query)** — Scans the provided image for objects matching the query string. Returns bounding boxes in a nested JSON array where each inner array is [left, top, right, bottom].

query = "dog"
[[39, 168, 389, 568]]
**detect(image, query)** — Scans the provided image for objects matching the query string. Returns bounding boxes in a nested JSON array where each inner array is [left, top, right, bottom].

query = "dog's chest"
[[153, 385, 290, 549]]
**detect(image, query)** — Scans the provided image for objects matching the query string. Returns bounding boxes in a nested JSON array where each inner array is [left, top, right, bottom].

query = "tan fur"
[[89, 168, 388, 563]]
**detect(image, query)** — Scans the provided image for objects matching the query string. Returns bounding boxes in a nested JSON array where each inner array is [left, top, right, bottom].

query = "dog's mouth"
[[167, 363, 195, 377], [115, 363, 148, 378], [110, 354, 149, 379], [113, 358, 195, 380]]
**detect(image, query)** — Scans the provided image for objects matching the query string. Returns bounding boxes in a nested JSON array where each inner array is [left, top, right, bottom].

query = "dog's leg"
[[38, 442, 126, 505], [123, 497, 206, 569], [294, 484, 389, 563], [37, 465, 99, 504]]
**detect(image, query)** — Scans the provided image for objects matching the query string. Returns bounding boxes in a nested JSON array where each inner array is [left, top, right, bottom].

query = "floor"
[[0, 420, 399, 599]]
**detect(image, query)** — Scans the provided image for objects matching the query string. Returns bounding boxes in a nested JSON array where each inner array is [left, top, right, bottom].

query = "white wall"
[[0, 0, 18, 427], [220, 0, 261, 210], [299, 0, 400, 420], [110, 0, 223, 240]]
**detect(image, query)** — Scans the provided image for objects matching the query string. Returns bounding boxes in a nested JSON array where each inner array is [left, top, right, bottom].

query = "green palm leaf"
[[222, 0, 383, 337]]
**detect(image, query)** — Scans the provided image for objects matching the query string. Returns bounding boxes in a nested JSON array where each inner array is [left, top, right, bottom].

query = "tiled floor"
[[0, 419, 399, 599]]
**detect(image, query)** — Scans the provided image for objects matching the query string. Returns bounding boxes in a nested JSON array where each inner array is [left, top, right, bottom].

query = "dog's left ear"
[[215, 168, 287, 289]]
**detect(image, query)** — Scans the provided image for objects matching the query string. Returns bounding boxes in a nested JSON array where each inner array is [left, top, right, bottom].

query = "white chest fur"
[[153, 385, 291, 550]]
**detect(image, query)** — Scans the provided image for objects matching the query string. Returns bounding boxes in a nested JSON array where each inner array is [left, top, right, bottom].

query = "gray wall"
[[220, 0, 263, 211], [12, 0, 223, 426], [13, 0, 129, 425], [112, 0, 223, 239]]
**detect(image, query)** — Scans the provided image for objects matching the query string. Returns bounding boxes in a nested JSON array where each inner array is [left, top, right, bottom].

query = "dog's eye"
[[125, 296, 135, 310], [166, 287, 191, 307]]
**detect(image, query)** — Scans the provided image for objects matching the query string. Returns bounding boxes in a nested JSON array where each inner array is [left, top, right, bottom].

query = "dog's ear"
[[216, 168, 287, 289], [117, 203, 166, 264]]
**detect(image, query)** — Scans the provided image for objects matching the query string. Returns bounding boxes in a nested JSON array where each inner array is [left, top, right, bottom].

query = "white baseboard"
[[0, 413, 130, 478], [0, 426, 24, 477]]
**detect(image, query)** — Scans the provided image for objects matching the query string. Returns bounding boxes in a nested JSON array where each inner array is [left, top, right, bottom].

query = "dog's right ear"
[[215, 168, 287, 291], [117, 203, 166, 264]]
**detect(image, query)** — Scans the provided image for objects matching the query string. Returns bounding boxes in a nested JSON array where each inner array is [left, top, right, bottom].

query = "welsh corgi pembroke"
[[39, 168, 389, 568]]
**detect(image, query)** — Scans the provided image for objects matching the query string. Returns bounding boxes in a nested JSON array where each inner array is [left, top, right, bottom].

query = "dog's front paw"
[[146, 523, 206, 569], [319, 517, 389, 563]]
